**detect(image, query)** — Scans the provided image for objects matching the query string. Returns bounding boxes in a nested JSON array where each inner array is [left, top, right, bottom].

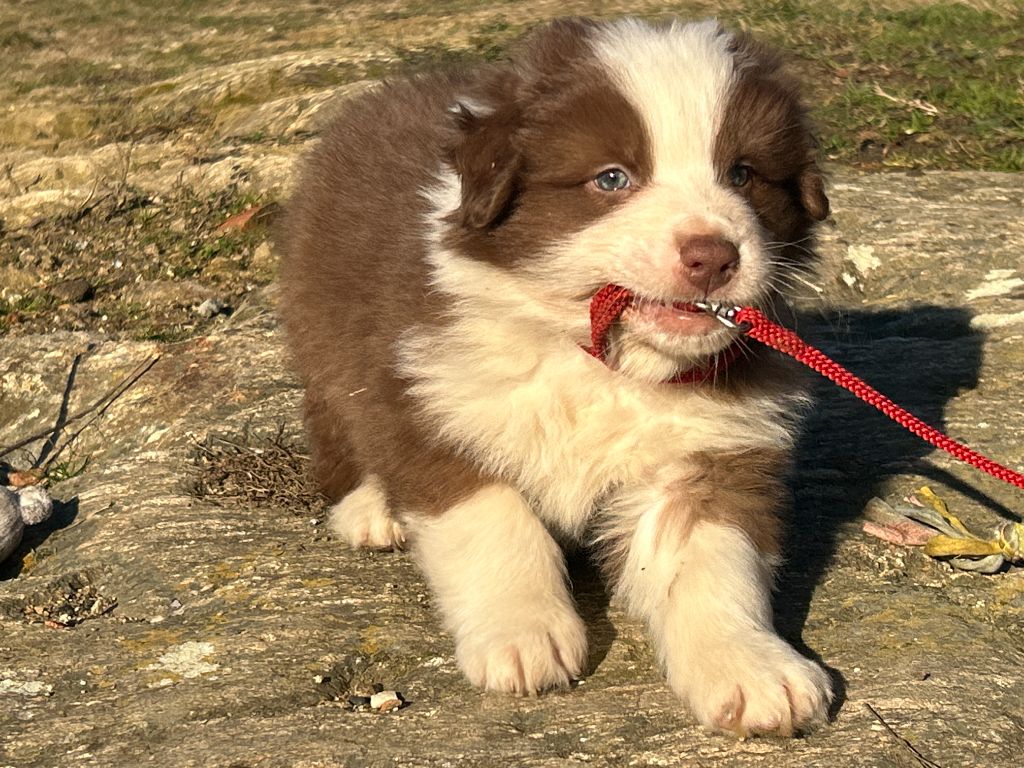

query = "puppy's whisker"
[[778, 271, 825, 295]]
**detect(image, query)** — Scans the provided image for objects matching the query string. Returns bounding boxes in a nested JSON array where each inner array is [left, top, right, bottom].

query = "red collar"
[[581, 284, 740, 384]]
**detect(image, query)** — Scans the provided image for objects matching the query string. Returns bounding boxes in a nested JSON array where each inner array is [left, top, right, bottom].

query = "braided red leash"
[[582, 284, 742, 384], [733, 306, 1024, 491], [584, 283, 633, 359], [586, 286, 1024, 491]]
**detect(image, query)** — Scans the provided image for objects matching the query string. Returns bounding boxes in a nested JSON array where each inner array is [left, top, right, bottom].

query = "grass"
[[0, 294, 55, 331], [45, 454, 91, 485], [0, 1, 1019, 168], [344, 1, 1024, 170], [728, 1, 1024, 170], [0, 180, 275, 340]]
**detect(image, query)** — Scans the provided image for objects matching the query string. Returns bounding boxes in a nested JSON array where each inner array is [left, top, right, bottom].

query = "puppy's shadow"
[[567, 551, 617, 675], [773, 304, 1006, 716]]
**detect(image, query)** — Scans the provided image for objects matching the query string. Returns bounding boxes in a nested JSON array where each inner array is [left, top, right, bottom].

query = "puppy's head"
[[437, 18, 829, 382]]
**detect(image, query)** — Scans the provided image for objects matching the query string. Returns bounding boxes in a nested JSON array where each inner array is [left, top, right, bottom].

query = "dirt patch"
[[1, 174, 276, 341], [1, 570, 117, 628]]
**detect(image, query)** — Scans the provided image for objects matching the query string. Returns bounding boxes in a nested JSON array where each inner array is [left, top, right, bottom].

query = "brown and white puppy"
[[280, 17, 832, 737]]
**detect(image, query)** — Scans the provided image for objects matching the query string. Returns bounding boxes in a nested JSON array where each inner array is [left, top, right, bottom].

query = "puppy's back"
[[279, 73, 468, 500], [280, 74, 465, 361]]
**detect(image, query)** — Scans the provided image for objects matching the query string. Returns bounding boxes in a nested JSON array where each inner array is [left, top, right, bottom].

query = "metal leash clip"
[[692, 301, 746, 329]]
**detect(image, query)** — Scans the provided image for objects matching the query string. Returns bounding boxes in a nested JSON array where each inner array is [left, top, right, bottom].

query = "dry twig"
[[872, 84, 941, 116], [864, 702, 943, 768], [189, 426, 325, 513], [0, 355, 161, 464]]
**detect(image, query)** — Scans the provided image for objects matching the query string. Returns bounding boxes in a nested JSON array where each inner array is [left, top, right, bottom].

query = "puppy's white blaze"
[[591, 18, 733, 183], [408, 484, 587, 694], [588, 20, 773, 313]]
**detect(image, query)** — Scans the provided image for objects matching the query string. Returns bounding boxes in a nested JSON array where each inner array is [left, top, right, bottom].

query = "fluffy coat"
[[280, 17, 833, 736]]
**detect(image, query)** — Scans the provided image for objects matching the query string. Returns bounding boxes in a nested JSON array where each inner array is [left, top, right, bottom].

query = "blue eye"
[[594, 168, 630, 192], [729, 163, 753, 187]]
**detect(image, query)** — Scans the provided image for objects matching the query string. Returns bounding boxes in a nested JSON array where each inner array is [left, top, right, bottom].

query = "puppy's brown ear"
[[799, 164, 829, 221], [448, 99, 522, 229]]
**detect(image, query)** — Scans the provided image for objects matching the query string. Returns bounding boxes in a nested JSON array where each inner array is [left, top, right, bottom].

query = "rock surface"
[[1, 1, 1023, 765], [2, 169, 1023, 767]]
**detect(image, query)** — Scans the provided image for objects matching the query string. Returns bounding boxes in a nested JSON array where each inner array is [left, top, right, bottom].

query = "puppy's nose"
[[677, 235, 740, 292]]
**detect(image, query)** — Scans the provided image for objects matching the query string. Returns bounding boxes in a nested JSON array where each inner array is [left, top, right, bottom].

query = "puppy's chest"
[[501, 379, 753, 536], [406, 343, 785, 538]]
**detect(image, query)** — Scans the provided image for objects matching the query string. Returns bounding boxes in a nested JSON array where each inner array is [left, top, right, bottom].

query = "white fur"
[[399, 304, 800, 539], [591, 19, 732, 182], [606, 497, 832, 735], [408, 484, 587, 694], [407, 167, 803, 541], [328, 475, 405, 550]]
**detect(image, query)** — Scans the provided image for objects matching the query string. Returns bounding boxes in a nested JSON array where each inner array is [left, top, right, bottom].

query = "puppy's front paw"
[[456, 606, 588, 696], [672, 631, 832, 737], [328, 476, 405, 550]]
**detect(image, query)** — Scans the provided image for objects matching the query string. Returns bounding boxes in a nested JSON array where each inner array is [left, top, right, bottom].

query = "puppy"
[[280, 17, 833, 737]]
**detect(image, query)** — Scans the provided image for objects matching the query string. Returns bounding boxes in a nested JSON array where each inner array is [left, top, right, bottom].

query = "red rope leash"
[[584, 283, 633, 359], [582, 284, 742, 384], [731, 305, 1024, 491], [585, 287, 1024, 491]]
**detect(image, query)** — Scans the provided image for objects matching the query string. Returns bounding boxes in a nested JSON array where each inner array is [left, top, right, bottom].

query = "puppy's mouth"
[[623, 298, 724, 336]]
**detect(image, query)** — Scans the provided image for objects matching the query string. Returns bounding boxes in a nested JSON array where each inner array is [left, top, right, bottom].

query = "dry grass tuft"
[[189, 426, 327, 515]]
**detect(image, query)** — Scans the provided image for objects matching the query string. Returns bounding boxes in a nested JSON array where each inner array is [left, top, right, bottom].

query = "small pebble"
[[195, 297, 230, 318], [369, 690, 403, 712], [15, 485, 54, 525]]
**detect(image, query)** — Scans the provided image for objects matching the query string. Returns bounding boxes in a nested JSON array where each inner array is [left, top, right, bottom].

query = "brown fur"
[[281, 21, 641, 514], [715, 33, 829, 258], [279, 69, 490, 513], [661, 449, 790, 557], [444, 20, 653, 269]]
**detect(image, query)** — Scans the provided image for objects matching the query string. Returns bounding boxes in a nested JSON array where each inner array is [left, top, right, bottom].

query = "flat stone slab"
[[2, 169, 1023, 767]]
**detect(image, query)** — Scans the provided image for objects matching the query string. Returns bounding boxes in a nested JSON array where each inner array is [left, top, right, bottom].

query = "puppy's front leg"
[[409, 483, 587, 695], [607, 453, 833, 736]]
